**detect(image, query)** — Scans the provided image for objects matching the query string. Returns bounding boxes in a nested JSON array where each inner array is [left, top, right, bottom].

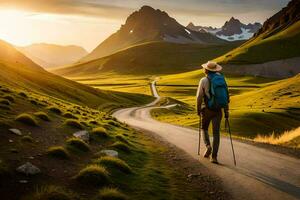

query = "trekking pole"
[[198, 114, 202, 155], [226, 119, 236, 166]]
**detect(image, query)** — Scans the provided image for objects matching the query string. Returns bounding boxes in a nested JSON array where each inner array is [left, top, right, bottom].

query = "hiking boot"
[[210, 157, 219, 164], [203, 145, 212, 158]]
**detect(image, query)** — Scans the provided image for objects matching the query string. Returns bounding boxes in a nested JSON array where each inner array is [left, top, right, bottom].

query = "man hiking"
[[196, 61, 229, 164]]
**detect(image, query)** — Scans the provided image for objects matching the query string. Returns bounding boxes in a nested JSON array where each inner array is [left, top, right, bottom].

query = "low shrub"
[[110, 142, 130, 153], [21, 135, 34, 143], [94, 156, 132, 174], [64, 119, 82, 129], [3, 95, 14, 102], [97, 188, 128, 200], [63, 112, 78, 119], [74, 165, 110, 186], [91, 127, 109, 138], [0, 99, 10, 105], [15, 113, 38, 126], [34, 112, 50, 121], [30, 185, 76, 200], [47, 146, 69, 159], [66, 138, 90, 152], [48, 106, 62, 115]]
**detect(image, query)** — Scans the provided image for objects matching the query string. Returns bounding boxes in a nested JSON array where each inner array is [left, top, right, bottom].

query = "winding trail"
[[113, 81, 300, 200]]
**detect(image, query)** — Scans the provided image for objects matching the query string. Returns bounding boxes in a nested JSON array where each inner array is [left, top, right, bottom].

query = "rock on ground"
[[16, 162, 41, 175], [9, 129, 22, 136], [100, 150, 119, 158], [73, 130, 89, 142]]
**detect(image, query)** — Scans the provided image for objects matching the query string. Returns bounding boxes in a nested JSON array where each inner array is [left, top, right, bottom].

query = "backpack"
[[207, 73, 229, 110]]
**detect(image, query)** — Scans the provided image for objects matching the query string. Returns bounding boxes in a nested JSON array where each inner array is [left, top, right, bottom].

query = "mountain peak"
[[140, 5, 156, 12]]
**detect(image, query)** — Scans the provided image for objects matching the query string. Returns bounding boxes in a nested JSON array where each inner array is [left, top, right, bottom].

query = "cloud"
[[0, 0, 134, 19]]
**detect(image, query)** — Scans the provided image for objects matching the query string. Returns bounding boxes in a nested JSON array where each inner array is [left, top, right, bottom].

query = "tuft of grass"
[[47, 146, 69, 159], [30, 99, 38, 105], [74, 164, 110, 186], [94, 156, 132, 174], [89, 120, 98, 125], [19, 91, 28, 98], [115, 135, 129, 144], [63, 112, 78, 119], [255, 127, 300, 148], [110, 142, 130, 153], [21, 135, 34, 143], [3, 95, 14, 103], [0, 104, 10, 110], [97, 188, 128, 200], [0, 99, 10, 105], [15, 113, 38, 126], [34, 112, 50, 121], [30, 185, 76, 200], [64, 119, 83, 129], [66, 138, 90, 152], [91, 127, 109, 138], [48, 106, 62, 115]]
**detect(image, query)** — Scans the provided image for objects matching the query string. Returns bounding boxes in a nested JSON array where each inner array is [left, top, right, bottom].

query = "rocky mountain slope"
[[187, 17, 262, 41], [80, 6, 225, 62]]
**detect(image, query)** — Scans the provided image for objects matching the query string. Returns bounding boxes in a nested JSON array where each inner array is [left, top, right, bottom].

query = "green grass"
[[66, 138, 90, 152], [15, 113, 38, 126], [64, 119, 83, 129], [97, 188, 127, 200], [91, 127, 109, 138], [110, 142, 131, 153], [154, 74, 300, 139], [94, 156, 132, 174], [74, 164, 110, 186], [215, 21, 300, 64], [53, 41, 241, 76], [34, 112, 50, 121], [28, 185, 76, 200], [47, 146, 69, 159]]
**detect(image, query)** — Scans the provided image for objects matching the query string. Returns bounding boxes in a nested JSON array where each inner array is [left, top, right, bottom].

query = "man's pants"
[[201, 107, 222, 158]]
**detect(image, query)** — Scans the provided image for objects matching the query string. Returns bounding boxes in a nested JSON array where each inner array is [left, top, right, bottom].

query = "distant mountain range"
[[18, 43, 88, 68], [215, 0, 300, 77], [187, 17, 262, 41], [80, 5, 225, 62]]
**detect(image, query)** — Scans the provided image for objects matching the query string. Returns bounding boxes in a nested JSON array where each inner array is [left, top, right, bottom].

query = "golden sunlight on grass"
[[254, 127, 300, 148]]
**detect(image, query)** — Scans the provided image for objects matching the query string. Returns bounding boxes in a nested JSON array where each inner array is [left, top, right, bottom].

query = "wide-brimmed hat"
[[201, 61, 222, 72]]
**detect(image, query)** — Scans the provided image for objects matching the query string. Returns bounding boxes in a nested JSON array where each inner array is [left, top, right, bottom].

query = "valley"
[[0, 1, 299, 200]]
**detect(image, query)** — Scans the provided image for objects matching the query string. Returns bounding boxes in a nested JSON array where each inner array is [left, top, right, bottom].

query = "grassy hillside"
[[154, 73, 300, 141], [215, 21, 300, 64], [0, 83, 222, 200], [0, 40, 224, 199], [0, 40, 153, 111], [53, 41, 242, 76]]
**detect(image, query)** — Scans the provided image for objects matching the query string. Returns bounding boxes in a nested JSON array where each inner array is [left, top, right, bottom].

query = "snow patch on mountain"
[[217, 28, 254, 41]]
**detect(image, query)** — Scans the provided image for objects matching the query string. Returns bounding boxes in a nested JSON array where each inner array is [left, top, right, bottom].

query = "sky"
[[0, 0, 290, 52]]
